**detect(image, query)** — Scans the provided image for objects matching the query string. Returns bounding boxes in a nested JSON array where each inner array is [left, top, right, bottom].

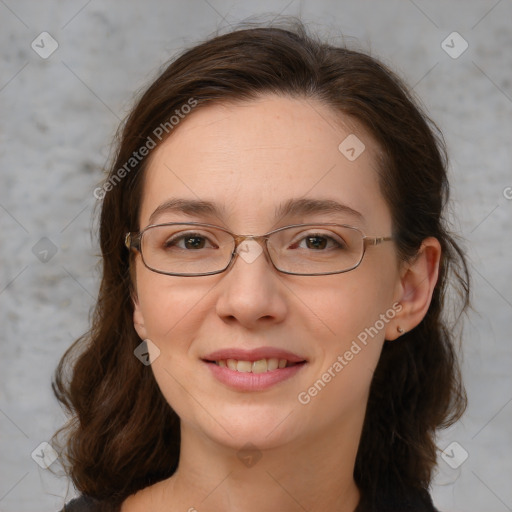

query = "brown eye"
[[164, 233, 217, 250], [289, 231, 347, 251]]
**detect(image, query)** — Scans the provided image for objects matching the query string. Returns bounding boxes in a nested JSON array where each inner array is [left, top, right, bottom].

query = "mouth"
[[201, 347, 308, 390], [204, 358, 306, 373], [203, 357, 307, 392]]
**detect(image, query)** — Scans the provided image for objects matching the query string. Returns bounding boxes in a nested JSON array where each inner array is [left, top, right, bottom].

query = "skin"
[[122, 95, 440, 512]]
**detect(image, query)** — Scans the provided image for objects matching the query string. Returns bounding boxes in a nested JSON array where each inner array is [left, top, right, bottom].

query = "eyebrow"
[[148, 197, 364, 226]]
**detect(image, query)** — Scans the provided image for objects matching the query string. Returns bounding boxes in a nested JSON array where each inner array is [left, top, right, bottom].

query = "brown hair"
[[52, 19, 469, 510]]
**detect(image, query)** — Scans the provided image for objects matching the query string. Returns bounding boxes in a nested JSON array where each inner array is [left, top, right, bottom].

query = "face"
[[132, 95, 403, 451]]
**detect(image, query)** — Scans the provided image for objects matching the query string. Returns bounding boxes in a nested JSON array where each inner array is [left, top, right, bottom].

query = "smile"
[[212, 358, 300, 373], [203, 360, 306, 392], [202, 347, 307, 391]]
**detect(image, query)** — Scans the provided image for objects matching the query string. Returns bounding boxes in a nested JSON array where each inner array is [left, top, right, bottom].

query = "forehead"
[[139, 95, 390, 232]]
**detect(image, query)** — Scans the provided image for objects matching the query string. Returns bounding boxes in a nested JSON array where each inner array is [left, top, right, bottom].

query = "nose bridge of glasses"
[[233, 233, 268, 246], [230, 234, 274, 268]]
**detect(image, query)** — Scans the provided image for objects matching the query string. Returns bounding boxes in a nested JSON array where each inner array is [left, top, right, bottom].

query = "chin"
[[193, 402, 302, 449]]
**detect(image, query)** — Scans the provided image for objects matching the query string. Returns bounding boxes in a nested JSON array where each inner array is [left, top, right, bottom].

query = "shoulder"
[[59, 495, 113, 512]]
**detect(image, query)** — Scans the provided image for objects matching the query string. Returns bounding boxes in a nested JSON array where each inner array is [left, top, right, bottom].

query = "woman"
[[54, 20, 469, 512]]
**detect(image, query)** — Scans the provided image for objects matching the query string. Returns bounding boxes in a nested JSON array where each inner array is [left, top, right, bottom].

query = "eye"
[[290, 231, 347, 251], [164, 232, 219, 250]]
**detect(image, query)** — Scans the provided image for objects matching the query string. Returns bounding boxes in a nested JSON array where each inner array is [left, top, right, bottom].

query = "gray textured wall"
[[1, 1, 511, 511]]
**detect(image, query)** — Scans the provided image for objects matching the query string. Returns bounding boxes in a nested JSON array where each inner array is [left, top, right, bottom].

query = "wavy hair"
[[52, 20, 469, 511]]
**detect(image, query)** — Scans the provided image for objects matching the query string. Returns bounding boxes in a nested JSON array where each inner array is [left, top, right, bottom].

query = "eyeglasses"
[[125, 222, 393, 277]]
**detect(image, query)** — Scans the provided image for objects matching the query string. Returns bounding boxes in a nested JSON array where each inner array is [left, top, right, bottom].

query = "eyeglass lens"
[[139, 223, 364, 276]]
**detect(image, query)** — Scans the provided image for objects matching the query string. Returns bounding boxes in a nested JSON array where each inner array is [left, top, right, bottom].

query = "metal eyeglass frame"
[[124, 221, 394, 277]]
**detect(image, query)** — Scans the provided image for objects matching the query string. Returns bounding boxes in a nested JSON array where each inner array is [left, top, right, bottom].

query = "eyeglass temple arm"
[[366, 236, 394, 246]]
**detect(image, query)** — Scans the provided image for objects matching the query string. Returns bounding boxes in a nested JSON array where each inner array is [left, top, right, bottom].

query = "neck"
[[158, 419, 362, 512]]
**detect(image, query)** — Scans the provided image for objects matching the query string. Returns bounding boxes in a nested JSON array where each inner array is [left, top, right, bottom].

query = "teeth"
[[217, 358, 293, 373], [267, 358, 279, 371], [236, 360, 252, 373], [251, 359, 267, 373]]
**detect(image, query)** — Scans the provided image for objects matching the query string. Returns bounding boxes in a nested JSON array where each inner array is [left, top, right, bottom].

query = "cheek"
[[134, 262, 207, 345], [320, 266, 395, 339], [134, 271, 209, 417], [287, 276, 395, 433], [311, 260, 399, 382]]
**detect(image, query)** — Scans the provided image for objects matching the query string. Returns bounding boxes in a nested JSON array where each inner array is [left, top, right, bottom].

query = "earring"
[[397, 326, 405, 334]]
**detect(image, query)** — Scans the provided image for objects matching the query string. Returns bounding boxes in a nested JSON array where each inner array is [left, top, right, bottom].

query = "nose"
[[214, 238, 288, 328]]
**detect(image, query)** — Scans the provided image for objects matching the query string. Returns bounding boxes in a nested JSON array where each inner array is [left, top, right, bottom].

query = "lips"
[[202, 347, 307, 390], [202, 347, 306, 368]]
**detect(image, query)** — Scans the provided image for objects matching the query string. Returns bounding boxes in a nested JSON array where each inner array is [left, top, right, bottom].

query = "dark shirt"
[[354, 487, 441, 512], [60, 496, 100, 511], [60, 488, 440, 511]]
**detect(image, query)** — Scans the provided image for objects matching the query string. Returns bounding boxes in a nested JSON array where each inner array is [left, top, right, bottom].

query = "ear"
[[132, 291, 149, 340], [385, 237, 441, 341]]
